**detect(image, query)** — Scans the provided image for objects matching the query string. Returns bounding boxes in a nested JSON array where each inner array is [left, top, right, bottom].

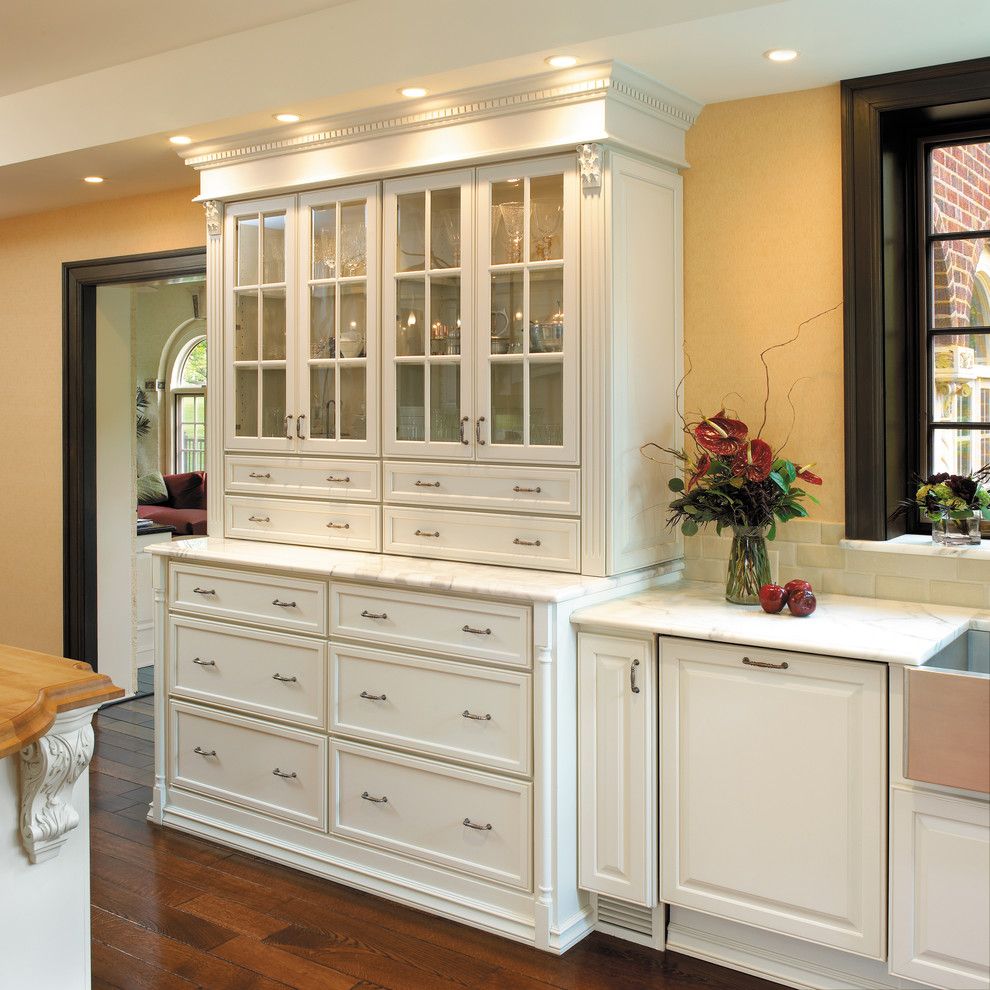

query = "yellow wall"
[[0, 186, 203, 654], [683, 84, 844, 521]]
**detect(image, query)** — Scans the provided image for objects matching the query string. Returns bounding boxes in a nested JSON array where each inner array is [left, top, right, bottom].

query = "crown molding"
[[182, 61, 701, 172]]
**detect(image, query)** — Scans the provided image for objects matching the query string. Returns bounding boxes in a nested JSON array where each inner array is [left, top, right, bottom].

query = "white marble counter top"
[[571, 580, 990, 665], [146, 537, 678, 604]]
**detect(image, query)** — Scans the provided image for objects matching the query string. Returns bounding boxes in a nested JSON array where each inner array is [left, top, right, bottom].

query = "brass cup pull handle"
[[192, 657, 215, 667], [360, 610, 388, 620], [284, 414, 294, 439], [415, 529, 440, 538], [272, 768, 297, 779], [272, 673, 297, 683], [513, 486, 542, 494], [415, 481, 441, 488], [462, 710, 492, 721], [248, 472, 271, 479], [462, 818, 493, 831], [476, 416, 486, 445], [462, 625, 492, 636], [194, 747, 216, 757], [192, 587, 216, 596], [630, 657, 641, 694], [361, 791, 388, 804], [459, 416, 470, 445], [513, 538, 542, 547], [360, 691, 387, 701], [742, 657, 789, 670], [249, 515, 270, 523], [326, 522, 351, 529], [296, 414, 306, 439], [272, 599, 297, 608], [327, 476, 351, 483]]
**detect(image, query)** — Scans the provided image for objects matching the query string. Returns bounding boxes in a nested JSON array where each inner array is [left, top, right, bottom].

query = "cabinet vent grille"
[[596, 896, 655, 937]]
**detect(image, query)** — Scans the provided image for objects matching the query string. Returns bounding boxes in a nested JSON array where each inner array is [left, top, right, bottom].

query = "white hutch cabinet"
[[149, 61, 698, 956]]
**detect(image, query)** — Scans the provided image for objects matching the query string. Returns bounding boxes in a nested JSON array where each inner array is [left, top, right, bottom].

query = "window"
[[172, 337, 207, 471]]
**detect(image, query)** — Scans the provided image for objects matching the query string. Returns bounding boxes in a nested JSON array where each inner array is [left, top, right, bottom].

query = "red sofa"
[[138, 471, 208, 535]]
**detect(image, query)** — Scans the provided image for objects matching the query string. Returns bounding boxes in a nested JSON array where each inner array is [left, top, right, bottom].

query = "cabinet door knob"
[[462, 625, 492, 636], [415, 480, 441, 488], [415, 529, 440, 538], [360, 610, 388, 620], [192, 587, 216, 596], [513, 538, 542, 547], [272, 767, 297, 779], [272, 599, 297, 608], [192, 657, 215, 666], [194, 747, 216, 757], [272, 673, 297, 683], [512, 486, 542, 494], [296, 414, 306, 439], [459, 416, 470, 445], [462, 818, 493, 831], [361, 791, 388, 803], [360, 690, 387, 701], [327, 476, 351, 484], [326, 521, 351, 529], [248, 472, 271, 479], [476, 416, 486, 445], [248, 515, 270, 523], [742, 657, 789, 670], [462, 710, 492, 721], [630, 657, 641, 694], [284, 414, 294, 439]]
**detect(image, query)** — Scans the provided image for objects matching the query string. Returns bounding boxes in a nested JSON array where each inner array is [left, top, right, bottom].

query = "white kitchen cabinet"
[[578, 633, 656, 906], [889, 787, 990, 989], [660, 636, 887, 958]]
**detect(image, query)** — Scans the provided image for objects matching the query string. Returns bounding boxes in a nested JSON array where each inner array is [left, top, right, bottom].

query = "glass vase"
[[933, 509, 982, 547], [725, 526, 772, 605]]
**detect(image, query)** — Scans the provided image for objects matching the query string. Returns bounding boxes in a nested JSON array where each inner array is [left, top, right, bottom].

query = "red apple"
[[758, 584, 788, 614], [787, 589, 817, 617], [784, 578, 813, 598]]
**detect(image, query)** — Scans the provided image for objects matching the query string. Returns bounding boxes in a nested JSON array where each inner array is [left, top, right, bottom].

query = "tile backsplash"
[[683, 519, 990, 608]]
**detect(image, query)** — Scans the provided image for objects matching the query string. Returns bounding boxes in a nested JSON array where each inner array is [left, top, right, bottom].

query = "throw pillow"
[[137, 471, 169, 505]]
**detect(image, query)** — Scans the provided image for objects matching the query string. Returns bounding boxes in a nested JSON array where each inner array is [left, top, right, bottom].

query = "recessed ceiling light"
[[399, 86, 428, 99], [764, 48, 799, 62], [83, 176, 105, 184], [273, 112, 301, 123], [545, 55, 578, 69], [169, 135, 193, 145]]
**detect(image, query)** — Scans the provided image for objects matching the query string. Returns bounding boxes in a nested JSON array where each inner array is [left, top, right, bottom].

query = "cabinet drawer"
[[170, 701, 327, 830], [384, 462, 579, 514], [331, 583, 530, 668], [331, 740, 531, 889], [225, 496, 381, 551], [170, 563, 327, 635], [170, 616, 326, 728], [331, 644, 531, 775], [383, 507, 579, 573], [226, 455, 380, 501]]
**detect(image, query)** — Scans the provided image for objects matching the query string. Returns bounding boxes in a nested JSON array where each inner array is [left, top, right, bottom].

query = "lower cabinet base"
[[152, 786, 594, 954]]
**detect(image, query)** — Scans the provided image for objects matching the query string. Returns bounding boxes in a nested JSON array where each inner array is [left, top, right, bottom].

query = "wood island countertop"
[[0, 645, 123, 758]]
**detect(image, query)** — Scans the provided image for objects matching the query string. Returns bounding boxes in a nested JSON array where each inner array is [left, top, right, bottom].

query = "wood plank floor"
[[90, 699, 783, 990]]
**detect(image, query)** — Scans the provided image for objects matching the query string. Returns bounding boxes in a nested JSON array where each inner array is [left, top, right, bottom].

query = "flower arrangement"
[[895, 468, 990, 522]]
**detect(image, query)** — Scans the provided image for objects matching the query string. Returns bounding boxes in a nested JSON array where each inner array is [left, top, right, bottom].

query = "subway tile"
[[820, 522, 845, 546], [777, 519, 822, 544], [875, 575, 931, 604], [821, 570, 877, 598], [685, 558, 726, 583], [955, 556, 990, 584], [702, 536, 731, 561], [845, 550, 958, 581], [796, 544, 847, 571], [927, 580, 989, 609], [778, 564, 824, 588], [683, 538, 701, 559], [771, 540, 797, 565]]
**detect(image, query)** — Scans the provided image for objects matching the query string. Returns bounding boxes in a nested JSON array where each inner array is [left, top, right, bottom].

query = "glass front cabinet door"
[[224, 196, 297, 451], [383, 171, 474, 460], [297, 183, 379, 455], [476, 157, 579, 464]]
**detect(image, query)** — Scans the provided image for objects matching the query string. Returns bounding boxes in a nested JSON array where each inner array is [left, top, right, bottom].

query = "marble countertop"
[[145, 537, 676, 604], [571, 580, 990, 665]]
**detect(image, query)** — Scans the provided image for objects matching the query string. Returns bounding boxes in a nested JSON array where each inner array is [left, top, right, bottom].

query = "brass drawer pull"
[[462, 625, 492, 636], [296, 414, 306, 439], [360, 691, 387, 701], [248, 472, 271, 479], [326, 521, 351, 529], [192, 587, 216, 596], [361, 791, 388, 804], [248, 515, 270, 523], [192, 657, 215, 667], [272, 673, 297, 683], [462, 710, 492, 721], [272, 767, 297, 779], [513, 538, 542, 547], [415, 529, 440, 538], [360, 609, 388, 620], [284, 414, 293, 439], [476, 416, 486, 445], [415, 480, 441, 488], [327, 475, 351, 483], [272, 599, 297, 608], [630, 657, 641, 693], [194, 747, 216, 757], [462, 818, 493, 831], [513, 485, 542, 494], [742, 657, 789, 670], [459, 415, 470, 445]]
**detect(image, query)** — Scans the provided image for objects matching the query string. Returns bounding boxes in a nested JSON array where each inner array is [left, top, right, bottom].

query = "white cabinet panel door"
[[890, 788, 990, 989], [660, 637, 886, 958], [578, 633, 656, 906]]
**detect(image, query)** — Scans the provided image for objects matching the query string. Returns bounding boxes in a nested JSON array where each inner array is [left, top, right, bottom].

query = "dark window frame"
[[841, 57, 990, 540]]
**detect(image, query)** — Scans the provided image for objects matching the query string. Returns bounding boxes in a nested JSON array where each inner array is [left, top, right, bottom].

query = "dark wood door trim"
[[63, 247, 206, 668]]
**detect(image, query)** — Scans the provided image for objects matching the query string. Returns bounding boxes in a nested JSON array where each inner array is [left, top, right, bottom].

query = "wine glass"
[[531, 201, 562, 261], [494, 202, 525, 263]]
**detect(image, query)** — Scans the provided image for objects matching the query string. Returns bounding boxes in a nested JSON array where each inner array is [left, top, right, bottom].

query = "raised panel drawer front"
[[331, 740, 532, 889], [226, 455, 380, 501], [660, 637, 886, 958], [170, 563, 327, 636], [331, 583, 530, 668], [225, 495, 381, 551], [170, 701, 327, 830], [889, 788, 990, 990], [330, 644, 531, 775], [383, 506, 580, 573], [170, 616, 326, 728], [384, 462, 580, 515]]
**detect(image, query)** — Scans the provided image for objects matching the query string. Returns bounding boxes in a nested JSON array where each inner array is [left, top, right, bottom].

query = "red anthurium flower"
[[694, 411, 748, 456], [687, 452, 711, 491], [731, 438, 773, 482], [797, 464, 823, 485]]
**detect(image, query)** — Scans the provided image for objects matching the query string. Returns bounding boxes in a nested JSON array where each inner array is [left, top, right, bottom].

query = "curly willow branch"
[[775, 375, 813, 459]]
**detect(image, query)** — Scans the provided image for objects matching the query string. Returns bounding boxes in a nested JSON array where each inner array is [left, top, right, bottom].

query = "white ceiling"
[[0, 0, 987, 221]]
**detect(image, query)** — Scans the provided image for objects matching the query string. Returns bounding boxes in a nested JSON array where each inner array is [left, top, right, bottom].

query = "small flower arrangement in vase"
[[893, 467, 990, 546]]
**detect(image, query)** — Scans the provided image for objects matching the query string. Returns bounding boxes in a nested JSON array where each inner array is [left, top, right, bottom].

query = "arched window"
[[171, 336, 207, 471]]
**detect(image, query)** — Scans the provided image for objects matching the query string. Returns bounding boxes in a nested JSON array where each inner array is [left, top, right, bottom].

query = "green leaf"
[[792, 503, 809, 518], [681, 519, 699, 537], [668, 477, 685, 492], [781, 461, 797, 484], [768, 518, 777, 541], [769, 470, 788, 493]]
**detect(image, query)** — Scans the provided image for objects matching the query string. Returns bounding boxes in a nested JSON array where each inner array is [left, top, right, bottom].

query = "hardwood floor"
[[90, 699, 783, 990]]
